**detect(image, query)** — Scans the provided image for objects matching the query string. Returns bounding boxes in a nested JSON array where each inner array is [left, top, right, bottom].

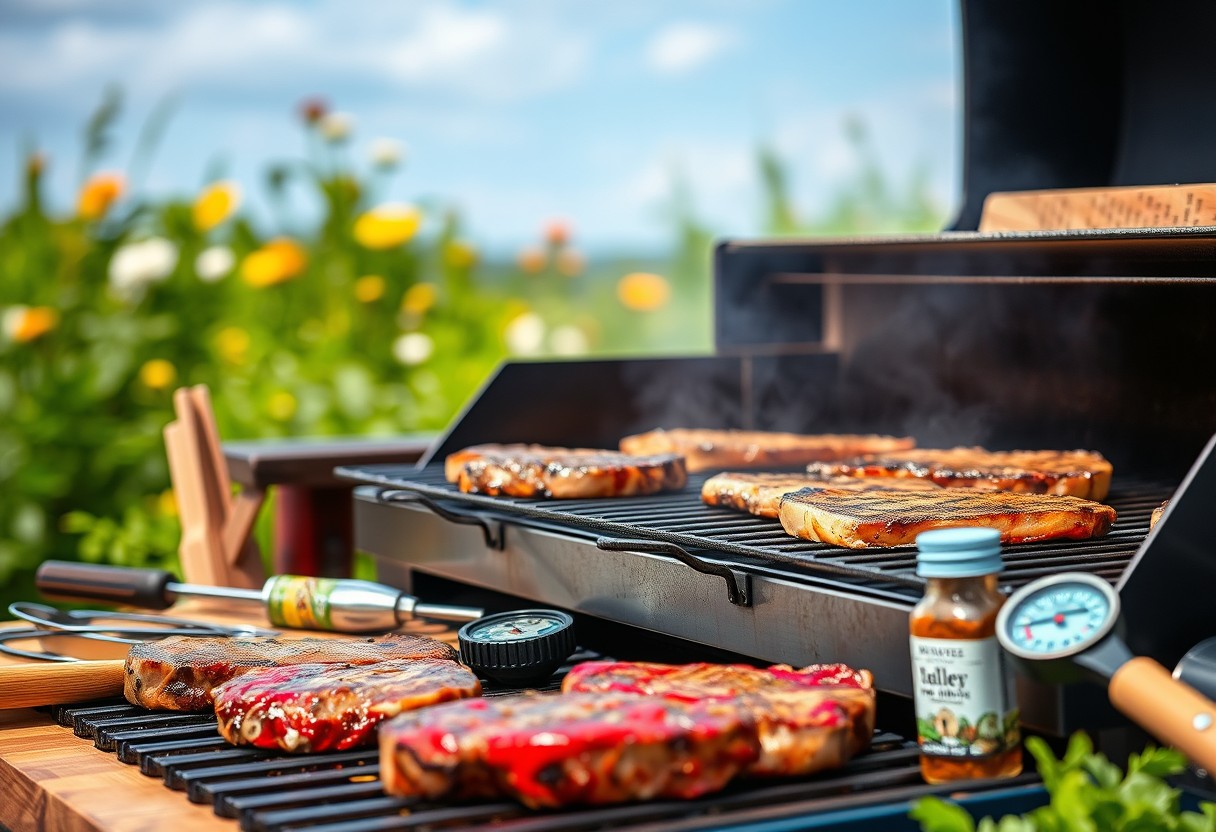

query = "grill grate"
[[44, 648, 1037, 831], [338, 465, 1172, 600]]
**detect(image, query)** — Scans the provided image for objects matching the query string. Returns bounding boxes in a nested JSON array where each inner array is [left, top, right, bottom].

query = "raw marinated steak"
[[125, 634, 458, 711], [445, 444, 686, 499], [213, 659, 480, 752], [702, 471, 938, 519], [620, 428, 914, 472]]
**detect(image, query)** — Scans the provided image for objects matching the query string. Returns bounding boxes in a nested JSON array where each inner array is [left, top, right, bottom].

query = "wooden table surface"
[[0, 601, 459, 832]]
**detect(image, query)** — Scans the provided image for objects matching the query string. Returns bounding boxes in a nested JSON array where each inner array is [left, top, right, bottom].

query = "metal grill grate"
[[338, 465, 1171, 600]]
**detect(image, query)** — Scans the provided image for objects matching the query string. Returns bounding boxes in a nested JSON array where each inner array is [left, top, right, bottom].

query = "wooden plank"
[[979, 182, 1216, 232]]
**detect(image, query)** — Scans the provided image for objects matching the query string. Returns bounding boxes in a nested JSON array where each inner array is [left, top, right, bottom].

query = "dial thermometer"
[[997, 572, 1216, 771], [458, 610, 575, 684]]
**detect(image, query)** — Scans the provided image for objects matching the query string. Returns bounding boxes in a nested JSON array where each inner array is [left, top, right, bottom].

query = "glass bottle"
[[909, 527, 1022, 784]]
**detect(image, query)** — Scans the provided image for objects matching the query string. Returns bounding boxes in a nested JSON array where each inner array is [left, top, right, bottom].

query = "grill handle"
[[36, 561, 175, 609], [0, 660, 126, 710], [596, 538, 751, 607], [376, 489, 505, 550]]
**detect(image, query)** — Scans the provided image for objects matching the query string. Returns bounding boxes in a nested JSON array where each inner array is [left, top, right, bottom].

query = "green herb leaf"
[[910, 797, 976, 832]]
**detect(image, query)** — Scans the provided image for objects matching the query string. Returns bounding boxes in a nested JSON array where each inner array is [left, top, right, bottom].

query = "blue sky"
[[0, 0, 959, 255]]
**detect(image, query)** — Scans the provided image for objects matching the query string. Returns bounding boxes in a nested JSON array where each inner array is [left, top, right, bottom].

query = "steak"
[[1151, 500, 1168, 529], [620, 428, 915, 472], [702, 471, 939, 519], [445, 444, 686, 499], [779, 486, 1117, 548], [807, 447, 1112, 500], [380, 693, 761, 808], [213, 659, 480, 752], [125, 634, 458, 711], [561, 661, 876, 775]]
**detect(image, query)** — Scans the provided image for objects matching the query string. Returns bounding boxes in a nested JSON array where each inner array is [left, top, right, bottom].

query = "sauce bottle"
[[909, 527, 1022, 784]]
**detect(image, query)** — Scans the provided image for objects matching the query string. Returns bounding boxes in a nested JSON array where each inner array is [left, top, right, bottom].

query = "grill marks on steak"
[[213, 659, 480, 752], [380, 693, 762, 808], [702, 471, 939, 519], [561, 661, 876, 776], [620, 428, 915, 473], [808, 447, 1113, 500], [445, 444, 687, 499], [779, 487, 1116, 548], [125, 634, 458, 711]]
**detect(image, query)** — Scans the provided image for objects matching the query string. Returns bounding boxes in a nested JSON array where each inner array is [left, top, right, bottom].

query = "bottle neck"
[[923, 574, 1001, 594]]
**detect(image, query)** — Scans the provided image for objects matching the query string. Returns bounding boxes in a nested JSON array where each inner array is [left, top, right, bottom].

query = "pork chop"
[[702, 471, 939, 519], [446, 444, 687, 499], [620, 428, 915, 472]]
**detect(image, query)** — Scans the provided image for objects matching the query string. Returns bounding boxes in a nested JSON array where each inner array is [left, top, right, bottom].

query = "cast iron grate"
[[337, 464, 1171, 600]]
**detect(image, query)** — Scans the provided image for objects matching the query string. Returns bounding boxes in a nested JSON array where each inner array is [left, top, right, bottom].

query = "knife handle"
[[0, 660, 127, 709], [1109, 656, 1216, 772], [36, 561, 175, 609]]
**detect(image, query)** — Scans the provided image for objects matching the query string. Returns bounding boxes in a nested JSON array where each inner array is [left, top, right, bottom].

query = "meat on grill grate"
[[702, 471, 939, 519], [213, 659, 481, 752], [620, 428, 915, 473], [445, 444, 687, 499]]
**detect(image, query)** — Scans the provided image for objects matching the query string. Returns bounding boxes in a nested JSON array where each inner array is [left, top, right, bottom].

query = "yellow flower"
[[516, 246, 546, 274], [543, 218, 571, 248], [267, 391, 297, 421], [401, 282, 437, 315], [215, 326, 250, 364], [443, 240, 478, 269], [157, 489, 178, 518], [354, 274, 386, 303], [138, 359, 177, 390], [241, 238, 307, 287], [556, 248, 585, 277], [617, 272, 671, 312], [77, 172, 124, 220], [193, 180, 241, 232], [353, 203, 421, 250], [3, 306, 57, 343]]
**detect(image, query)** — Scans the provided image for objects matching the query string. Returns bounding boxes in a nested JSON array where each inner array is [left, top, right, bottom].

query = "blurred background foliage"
[[0, 92, 943, 610]]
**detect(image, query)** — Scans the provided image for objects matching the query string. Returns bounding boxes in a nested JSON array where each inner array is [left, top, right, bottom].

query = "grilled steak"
[[620, 428, 915, 472], [702, 471, 939, 519], [807, 447, 1112, 500], [562, 661, 876, 775], [380, 693, 761, 808], [213, 659, 480, 752], [445, 444, 687, 499], [125, 634, 458, 711], [779, 487, 1116, 548], [1151, 500, 1168, 529]]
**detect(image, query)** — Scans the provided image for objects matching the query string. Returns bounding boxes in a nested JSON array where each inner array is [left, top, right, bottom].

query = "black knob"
[[458, 610, 575, 684]]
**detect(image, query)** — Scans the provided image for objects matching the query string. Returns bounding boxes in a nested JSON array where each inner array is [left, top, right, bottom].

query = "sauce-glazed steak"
[[702, 471, 939, 519], [779, 486, 1116, 549], [445, 444, 687, 499], [125, 634, 458, 711], [620, 429, 915, 473], [213, 659, 481, 752], [379, 693, 761, 808]]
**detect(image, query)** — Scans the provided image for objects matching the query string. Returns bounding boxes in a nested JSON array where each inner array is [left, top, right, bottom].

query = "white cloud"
[[645, 22, 735, 75]]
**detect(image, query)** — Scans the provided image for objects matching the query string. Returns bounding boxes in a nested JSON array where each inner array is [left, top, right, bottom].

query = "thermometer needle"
[[1026, 608, 1087, 627]]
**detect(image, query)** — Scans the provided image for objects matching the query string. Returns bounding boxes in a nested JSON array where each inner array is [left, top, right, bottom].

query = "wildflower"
[[138, 359, 176, 390], [392, 332, 434, 366], [617, 271, 671, 312], [318, 112, 354, 143], [401, 282, 437, 316], [241, 238, 307, 288], [355, 275, 386, 303], [157, 489, 178, 517], [195, 246, 235, 282], [77, 172, 124, 220], [298, 97, 328, 126], [267, 391, 297, 421], [26, 152, 47, 178], [504, 312, 545, 355], [3, 306, 57, 343], [556, 248, 585, 277], [369, 138, 405, 169], [550, 325, 589, 356], [353, 203, 422, 250], [109, 238, 178, 299], [544, 219, 571, 248], [193, 180, 241, 232], [443, 240, 478, 269], [516, 246, 546, 274], [215, 326, 250, 364]]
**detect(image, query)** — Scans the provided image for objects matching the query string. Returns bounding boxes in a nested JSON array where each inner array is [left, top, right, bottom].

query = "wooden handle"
[[0, 660, 127, 710], [1109, 656, 1216, 771]]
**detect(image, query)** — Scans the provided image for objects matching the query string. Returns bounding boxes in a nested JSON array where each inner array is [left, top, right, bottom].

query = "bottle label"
[[909, 635, 1019, 758], [266, 576, 335, 630]]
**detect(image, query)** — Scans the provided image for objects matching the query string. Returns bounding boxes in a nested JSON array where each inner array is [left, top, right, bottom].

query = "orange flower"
[[193, 180, 241, 232], [543, 218, 571, 247], [354, 275, 386, 303], [617, 272, 671, 312], [556, 248, 585, 277], [3, 306, 57, 343], [353, 203, 422, 250], [401, 282, 438, 315], [241, 238, 307, 287], [77, 172, 124, 220], [299, 97, 328, 125], [516, 246, 546, 274], [138, 359, 177, 390]]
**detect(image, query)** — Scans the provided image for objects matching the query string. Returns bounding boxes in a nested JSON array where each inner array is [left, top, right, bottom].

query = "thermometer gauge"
[[997, 572, 1120, 662], [458, 609, 575, 684]]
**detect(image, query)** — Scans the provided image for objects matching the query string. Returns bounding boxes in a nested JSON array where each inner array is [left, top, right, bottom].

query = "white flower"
[[549, 325, 589, 356], [369, 137, 405, 168], [108, 237, 178, 300], [504, 312, 545, 355], [392, 332, 434, 366], [318, 112, 354, 143], [195, 246, 235, 283]]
